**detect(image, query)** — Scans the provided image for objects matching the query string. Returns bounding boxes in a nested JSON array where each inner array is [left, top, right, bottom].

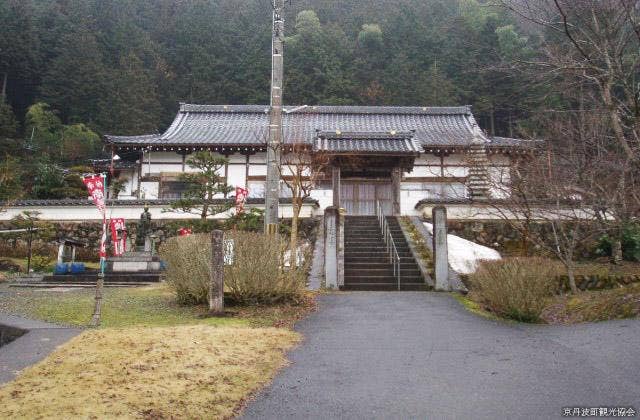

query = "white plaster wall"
[[140, 182, 159, 200], [309, 188, 333, 210], [401, 189, 427, 216], [405, 166, 441, 177], [149, 151, 183, 163], [151, 163, 183, 174], [249, 153, 267, 164], [115, 169, 137, 198], [487, 166, 511, 199], [227, 153, 246, 164], [442, 166, 468, 177], [415, 155, 441, 165], [226, 164, 246, 189], [443, 154, 466, 165]]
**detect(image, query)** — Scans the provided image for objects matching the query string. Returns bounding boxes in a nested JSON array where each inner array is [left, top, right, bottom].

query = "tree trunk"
[[289, 198, 301, 269], [612, 226, 623, 265], [566, 263, 578, 294]]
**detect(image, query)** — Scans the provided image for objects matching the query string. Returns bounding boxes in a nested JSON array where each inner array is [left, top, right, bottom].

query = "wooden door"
[[341, 181, 392, 215]]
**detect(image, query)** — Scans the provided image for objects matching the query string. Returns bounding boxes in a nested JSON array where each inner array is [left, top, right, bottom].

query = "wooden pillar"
[[332, 165, 341, 208], [391, 167, 402, 215]]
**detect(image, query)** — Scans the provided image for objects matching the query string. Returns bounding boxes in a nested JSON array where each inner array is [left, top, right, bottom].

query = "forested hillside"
[[1, 0, 637, 212], [1, 0, 535, 139]]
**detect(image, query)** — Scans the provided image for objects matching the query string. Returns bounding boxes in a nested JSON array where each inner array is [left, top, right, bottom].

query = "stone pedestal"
[[106, 252, 161, 273]]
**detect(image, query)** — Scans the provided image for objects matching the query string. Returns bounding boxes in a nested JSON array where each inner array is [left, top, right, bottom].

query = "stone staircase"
[[343, 216, 428, 291]]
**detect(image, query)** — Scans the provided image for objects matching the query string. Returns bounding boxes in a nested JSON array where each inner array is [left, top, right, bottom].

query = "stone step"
[[343, 277, 425, 285], [345, 269, 422, 277], [43, 273, 162, 283], [341, 283, 429, 291]]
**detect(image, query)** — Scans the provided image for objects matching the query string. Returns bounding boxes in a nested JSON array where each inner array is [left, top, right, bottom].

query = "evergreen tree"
[[40, 24, 109, 129]]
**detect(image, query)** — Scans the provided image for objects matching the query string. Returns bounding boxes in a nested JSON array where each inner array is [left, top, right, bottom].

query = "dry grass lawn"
[[0, 325, 300, 419], [542, 283, 640, 324]]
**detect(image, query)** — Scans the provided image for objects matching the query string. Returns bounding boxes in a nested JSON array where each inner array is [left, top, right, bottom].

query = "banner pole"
[[90, 173, 108, 327]]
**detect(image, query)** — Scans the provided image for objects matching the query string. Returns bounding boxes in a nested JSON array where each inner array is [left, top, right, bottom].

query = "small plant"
[[224, 208, 264, 232], [30, 254, 53, 272], [596, 223, 640, 262], [468, 257, 560, 322]]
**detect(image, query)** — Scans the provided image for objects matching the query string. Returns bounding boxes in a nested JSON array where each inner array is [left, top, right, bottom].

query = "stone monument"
[[136, 204, 152, 251], [106, 204, 161, 274]]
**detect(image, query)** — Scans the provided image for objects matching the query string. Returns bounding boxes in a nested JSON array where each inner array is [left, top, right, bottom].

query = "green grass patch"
[[0, 284, 316, 329], [452, 293, 507, 323]]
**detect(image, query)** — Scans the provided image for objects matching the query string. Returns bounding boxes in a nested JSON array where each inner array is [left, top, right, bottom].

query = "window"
[[247, 182, 265, 198], [160, 181, 189, 199]]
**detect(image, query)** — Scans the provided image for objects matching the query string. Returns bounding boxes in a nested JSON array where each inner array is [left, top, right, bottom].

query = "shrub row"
[[159, 231, 308, 306], [467, 257, 640, 323]]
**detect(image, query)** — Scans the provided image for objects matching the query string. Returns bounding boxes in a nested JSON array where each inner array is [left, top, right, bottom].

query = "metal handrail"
[[375, 200, 401, 290]]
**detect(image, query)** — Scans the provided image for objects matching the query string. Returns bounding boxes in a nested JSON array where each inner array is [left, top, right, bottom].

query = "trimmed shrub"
[[159, 234, 211, 305], [224, 231, 309, 305], [468, 257, 560, 322], [159, 231, 308, 306]]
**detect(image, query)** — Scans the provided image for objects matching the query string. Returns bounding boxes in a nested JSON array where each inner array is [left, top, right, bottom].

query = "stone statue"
[[136, 204, 152, 248]]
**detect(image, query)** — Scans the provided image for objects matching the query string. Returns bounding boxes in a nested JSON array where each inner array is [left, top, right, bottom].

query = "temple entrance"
[[340, 180, 393, 216]]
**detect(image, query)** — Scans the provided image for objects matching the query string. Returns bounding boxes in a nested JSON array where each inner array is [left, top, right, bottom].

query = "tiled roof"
[[104, 103, 532, 149], [315, 131, 421, 154]]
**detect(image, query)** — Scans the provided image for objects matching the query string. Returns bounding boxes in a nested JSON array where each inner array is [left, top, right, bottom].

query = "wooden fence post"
[[210, 230, 224, 314]]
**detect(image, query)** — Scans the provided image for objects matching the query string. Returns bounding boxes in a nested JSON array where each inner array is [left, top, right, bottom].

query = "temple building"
[[101, 103, 535, 219], [0, 103, 537, 222]]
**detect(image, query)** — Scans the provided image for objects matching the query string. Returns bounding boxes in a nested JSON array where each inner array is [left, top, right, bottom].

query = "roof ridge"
[[179, 103, 472, 115]]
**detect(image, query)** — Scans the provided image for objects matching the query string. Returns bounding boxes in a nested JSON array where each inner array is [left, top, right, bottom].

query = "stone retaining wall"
[[558, 274, 640, 292], [445, 220, 597, 259]]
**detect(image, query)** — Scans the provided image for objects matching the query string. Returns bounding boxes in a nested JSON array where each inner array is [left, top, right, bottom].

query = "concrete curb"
[[0, 315, 81, 385]]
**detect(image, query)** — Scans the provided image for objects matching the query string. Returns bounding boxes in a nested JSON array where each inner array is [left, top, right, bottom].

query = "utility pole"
[[264, 0, 285, 234]]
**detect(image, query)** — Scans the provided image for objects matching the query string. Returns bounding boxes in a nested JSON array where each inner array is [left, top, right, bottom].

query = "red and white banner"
[[83, 174, 108, 259], [83, 175, 106, 213], [110, 218, 127, 256], [235, 187, 248, 213]]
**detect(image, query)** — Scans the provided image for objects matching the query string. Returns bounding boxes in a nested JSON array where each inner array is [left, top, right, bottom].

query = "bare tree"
[[280, 141, 328, 268], [496, 0, 640, 262], [482, 109, 623, 293]]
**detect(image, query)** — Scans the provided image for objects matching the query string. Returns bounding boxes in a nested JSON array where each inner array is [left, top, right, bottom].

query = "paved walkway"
[[243, 292, 640, 419], [0, 314, 81, 385]]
